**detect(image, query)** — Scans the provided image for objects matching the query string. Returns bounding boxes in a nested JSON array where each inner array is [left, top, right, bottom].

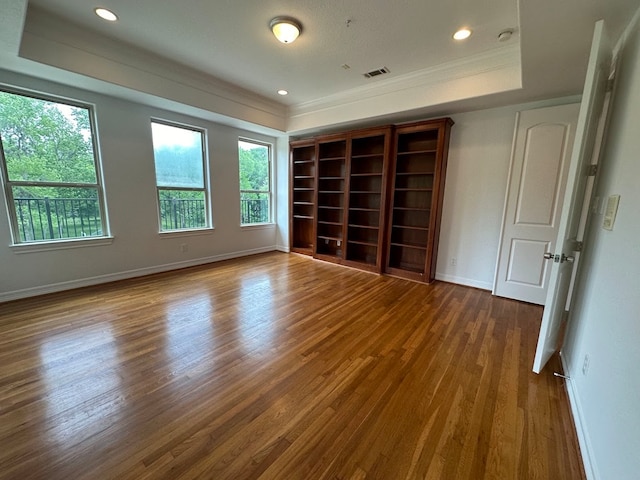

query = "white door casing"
[[533, 20, 612, 374], [493, 104, 580, 305]]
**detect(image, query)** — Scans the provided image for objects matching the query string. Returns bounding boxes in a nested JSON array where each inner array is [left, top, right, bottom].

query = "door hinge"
[[587, 164, 598, 176], [572, 241, 583, 252], [606, 77, 615, 92]]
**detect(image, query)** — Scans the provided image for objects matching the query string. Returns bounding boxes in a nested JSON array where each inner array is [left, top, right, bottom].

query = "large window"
[[238, 139, 271, 225], [151, 121, 209, 232], [0, 90, 107, 244]]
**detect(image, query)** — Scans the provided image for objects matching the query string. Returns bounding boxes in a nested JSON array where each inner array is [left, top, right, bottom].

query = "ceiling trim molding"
[[287, 45, 522, 133], [290, 44, 521, 116], [0, 0, 28, 55], [19, 6, 287, 131]]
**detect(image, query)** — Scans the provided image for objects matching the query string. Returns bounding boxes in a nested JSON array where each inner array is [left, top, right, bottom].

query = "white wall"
[[0, 67, 582, 300], [436, 97, 579, 289], [0, 71, 284, 302], [561, 11, 640, 480]]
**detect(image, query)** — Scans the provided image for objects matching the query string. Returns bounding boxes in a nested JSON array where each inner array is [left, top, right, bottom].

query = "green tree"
[[0, 91, 96, 198], [239, 143, 269, 194]]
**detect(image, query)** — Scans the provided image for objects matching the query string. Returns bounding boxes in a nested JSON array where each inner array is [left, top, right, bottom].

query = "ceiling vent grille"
[[363, 67, 390, 78]]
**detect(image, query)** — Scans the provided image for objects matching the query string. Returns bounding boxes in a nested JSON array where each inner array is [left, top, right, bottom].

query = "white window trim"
[[150, 119, 212, 233], [0, 87, 110, 245], [238, 137, 274, 227]]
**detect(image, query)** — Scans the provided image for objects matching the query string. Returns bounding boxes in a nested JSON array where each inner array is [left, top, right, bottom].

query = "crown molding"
[[287, 44, 522, 133], [19, 6, 287, 131]]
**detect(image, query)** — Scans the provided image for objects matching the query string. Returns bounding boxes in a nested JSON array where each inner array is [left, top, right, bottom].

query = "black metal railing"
[[14, 196, 269, 241], [159, 198, 206, 231], [241, 197, 269, 224], [14, 197, 102, 242]]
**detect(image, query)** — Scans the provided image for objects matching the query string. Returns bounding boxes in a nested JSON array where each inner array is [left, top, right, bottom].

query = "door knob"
[[561, 254, 575, 263], [543, 252, 554, 260]]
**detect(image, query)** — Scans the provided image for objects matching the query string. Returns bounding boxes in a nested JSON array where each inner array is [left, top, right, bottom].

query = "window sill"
[[158, 227, 215, 239], [10, 236, 115, 254], [240, 223, 276, 230]]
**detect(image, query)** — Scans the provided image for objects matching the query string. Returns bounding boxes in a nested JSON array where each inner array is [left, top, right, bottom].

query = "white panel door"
[[494, 103, 580, 305], [533, 20, 612, 373]]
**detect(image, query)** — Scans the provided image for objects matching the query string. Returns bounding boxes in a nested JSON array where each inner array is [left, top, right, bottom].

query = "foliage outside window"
[[0, 90, 107, 243], [239, 139, 271, 225], [151, 121, 209, 232]]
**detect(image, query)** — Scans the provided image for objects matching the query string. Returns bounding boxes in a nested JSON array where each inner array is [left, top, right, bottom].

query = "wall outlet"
[[450, 257, 457, 266], [180, 243, 188, 253], [582, 354, 590, 375]]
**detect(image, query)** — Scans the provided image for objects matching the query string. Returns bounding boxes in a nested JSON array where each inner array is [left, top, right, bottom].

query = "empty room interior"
[[1, 0, 639, 479]]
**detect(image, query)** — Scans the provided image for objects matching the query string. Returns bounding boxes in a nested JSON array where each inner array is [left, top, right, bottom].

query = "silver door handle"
[[543, 252, 555, 260], [561, 254, 575, 263]]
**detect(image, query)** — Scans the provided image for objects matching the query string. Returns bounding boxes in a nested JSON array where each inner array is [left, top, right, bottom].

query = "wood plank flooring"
[[0, 252, 584, 479]]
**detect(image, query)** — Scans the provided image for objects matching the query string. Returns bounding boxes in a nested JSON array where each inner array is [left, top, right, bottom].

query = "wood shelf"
[[397, 149, 437, 156], [348, 224, 379, 230], [318, 235, 342, 241]]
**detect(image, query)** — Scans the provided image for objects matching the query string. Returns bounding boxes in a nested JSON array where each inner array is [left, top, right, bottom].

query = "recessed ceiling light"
[[277, 89, 289, 96], [498, 29, 514, 42], [95, 7, 118, 22], [453, 28, 472, 40]]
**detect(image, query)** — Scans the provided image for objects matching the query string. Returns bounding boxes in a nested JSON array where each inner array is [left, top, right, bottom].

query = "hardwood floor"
[[0, 252, 584, 480]]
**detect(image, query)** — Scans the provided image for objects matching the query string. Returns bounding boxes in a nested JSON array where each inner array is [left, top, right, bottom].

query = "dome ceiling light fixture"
[[270, 17, 302, 44]]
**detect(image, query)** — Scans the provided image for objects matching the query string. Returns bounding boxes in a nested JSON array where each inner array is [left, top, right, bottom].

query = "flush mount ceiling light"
[[270, 17, 302, 44], [94, 7, 118, 22], [453, 28, 472, 40], [277, 89, 289, 96]]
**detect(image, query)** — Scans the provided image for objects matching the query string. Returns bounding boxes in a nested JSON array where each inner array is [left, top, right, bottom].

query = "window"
[[0, 90, 107, 243], [238, 139, 272, 225], [151, 121, 209, 232]]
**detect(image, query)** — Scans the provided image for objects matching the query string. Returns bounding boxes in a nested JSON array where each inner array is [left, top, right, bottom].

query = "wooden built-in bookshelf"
[[385, 118, 453, 282], [290, 139, 316, 255], [289, 118, 452, 282]]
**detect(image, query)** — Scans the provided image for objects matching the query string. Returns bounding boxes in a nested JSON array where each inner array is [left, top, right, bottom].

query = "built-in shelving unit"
[[385, 118, 453, 282], [289, 118, 452, 282], [343, 128, 390, 272], [290, 139, 316, 255], [315, 136, 347, 263]]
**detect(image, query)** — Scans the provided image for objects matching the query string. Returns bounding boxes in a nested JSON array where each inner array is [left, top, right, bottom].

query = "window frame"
[[150, 119, 211, 233], [0, 87, 109, 245], [238, 137, 273, 226]]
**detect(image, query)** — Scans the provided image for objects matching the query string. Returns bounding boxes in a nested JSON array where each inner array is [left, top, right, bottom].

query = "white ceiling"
[[28, 0, 519, 106], [1, 0, 639, 134]]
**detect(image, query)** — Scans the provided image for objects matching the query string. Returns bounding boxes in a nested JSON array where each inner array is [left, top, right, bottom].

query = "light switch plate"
[[603, 194, 620, 230]]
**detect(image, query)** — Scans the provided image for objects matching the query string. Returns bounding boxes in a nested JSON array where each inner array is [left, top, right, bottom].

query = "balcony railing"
[[159, 198, 206, 231], [241, 197, 269, 225], [13, 196, 269, 242], [14, 197, 103, 242]]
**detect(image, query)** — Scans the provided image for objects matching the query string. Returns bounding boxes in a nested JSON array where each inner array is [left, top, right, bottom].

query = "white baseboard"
[[0, 246, 279, 303], [560, 353, 598, 480], [434, 272, 492, 291], [276, 244, 290, 253]]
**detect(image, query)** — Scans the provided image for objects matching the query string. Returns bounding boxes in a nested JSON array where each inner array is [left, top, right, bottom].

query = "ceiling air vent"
[[363, 67, 390, 79]]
